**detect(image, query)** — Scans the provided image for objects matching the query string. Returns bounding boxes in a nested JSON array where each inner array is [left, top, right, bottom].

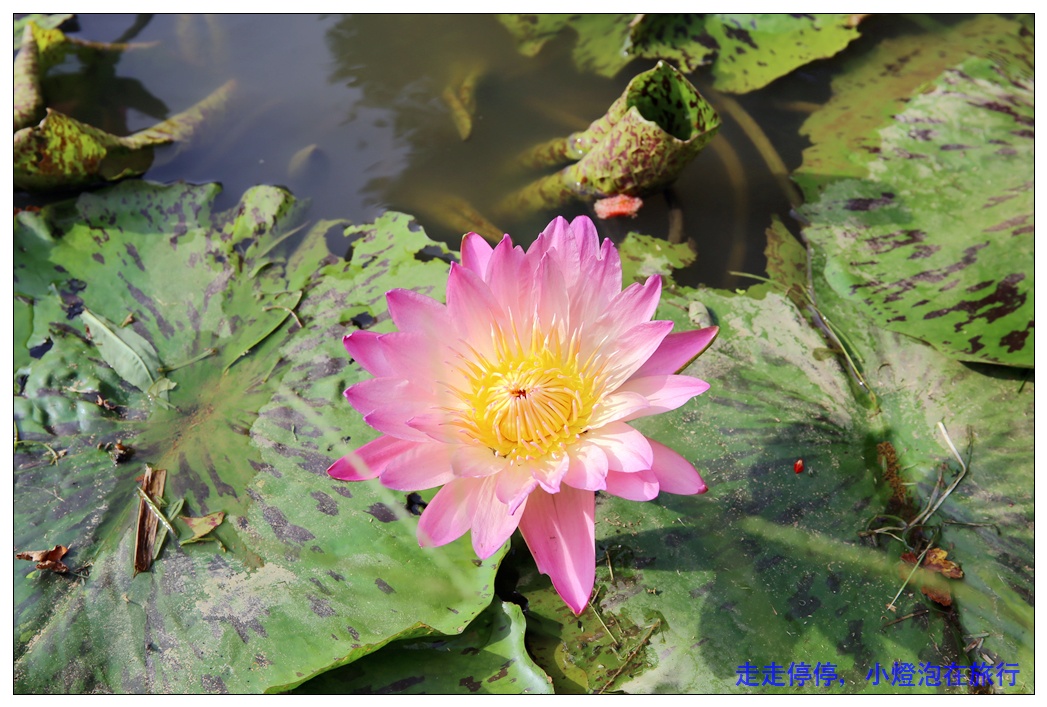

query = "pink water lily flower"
[[328, 215, 717, 614]]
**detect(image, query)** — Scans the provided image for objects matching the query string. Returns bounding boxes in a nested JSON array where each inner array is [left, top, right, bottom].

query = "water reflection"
[[21, 14, 815, 288]]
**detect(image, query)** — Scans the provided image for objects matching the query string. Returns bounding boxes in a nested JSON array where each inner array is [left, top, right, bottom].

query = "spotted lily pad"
[[797, 16, 1033, 367], [514, 280, 1032, 692], [497, 14, 636, 78], [618, 233, 696, 286], [14, 21, 235, 191], [499, 13, 863, 92], [699, 14, 862, 94], [13, 183, 502, 693], [502, 62, 720, 213], [294, 601, 552, 694]]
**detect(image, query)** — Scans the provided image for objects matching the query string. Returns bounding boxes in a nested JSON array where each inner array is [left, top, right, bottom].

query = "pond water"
[[22, 13, 842, 289]]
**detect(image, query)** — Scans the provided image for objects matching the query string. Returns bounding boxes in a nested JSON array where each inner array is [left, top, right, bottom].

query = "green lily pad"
[[702, 14, 862, 94], [797, 16, 1033, 367], [13, 183, 502, 693], [514, 281, 1032, 692], [795, 14, 1029, 193], [294, 601, 553, 694], [497, 14, 636, 78], [619, 233, 696, 286], [500, 13, 863, 92], [14, 14, 74, 49]]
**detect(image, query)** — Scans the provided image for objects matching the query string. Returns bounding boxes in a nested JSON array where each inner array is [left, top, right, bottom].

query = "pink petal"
[[485, 237, 533, 307], [451, 445, 507, 478], [362, 409, 430, 443], [343, 377, 411, 416], [460, 232, 495, 277], [596, 275, 661, 333], [590, 237, 623, 301], [495, 466, 539, 514], [446, 263, 504, 350], [587, 421, 654, 473], [649, 439, 707, 495], [405, 412, 465, 444], [562, 443, 609, 491], [342, 331, 395, 377], [534, 253, 570, 330], [518, 485, 595, 615], [376, 331, 452, 385], [379, 442, 455, 491], [588, 390, 650, 428], [386, 288, 451, 336], [598, 320, 675, 390], [532, 454, 570, 495], [529, 216, 570, 262], [631, 326, 719, 378], [617, 374, 711, 421], [471, 476, 524, 558], [604, 467, 659, 501], [569, 236, 624, 325], [418, 477, 480, 548], [327, 436, 416, 481]]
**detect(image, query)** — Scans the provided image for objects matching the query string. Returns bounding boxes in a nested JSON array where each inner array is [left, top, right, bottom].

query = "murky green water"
[[24, 13, 835, 287]]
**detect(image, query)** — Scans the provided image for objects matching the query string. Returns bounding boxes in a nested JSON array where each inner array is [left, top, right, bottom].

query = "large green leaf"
[[496, 14, 636, 78], [628, 14, 862, 93], [13, 183, 502, 693], [499, 14, 862, 92], [797, 16, 1033, 366], [701, 14, 861, 94], [294, 601, 553, 694], [795, 14, 1029, 193], [513, 281, 1033, 693]]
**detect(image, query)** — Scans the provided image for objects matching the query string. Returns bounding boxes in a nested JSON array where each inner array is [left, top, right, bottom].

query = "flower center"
[[450, 321, 604, 463]]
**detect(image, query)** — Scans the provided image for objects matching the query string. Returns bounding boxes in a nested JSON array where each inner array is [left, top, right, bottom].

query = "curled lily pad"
[[501, 62, 720, 214], [14, 81, 236, 192], [13, 21, 235, 191]]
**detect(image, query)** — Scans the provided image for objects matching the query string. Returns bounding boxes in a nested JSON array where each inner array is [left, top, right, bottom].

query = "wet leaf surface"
[[294, 601, 552, 694], [511, 278, 1031, 692], [618, 233, 695, 286], [499, 14, 862, 92], [16, 545, 71, 574], [497, 14, 636, 78], [797, 16, 1033, 366], [13, 183, 502, 693]]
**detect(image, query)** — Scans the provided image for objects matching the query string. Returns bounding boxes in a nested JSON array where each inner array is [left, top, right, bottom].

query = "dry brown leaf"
[[133, 465, 167, 575], [900, 547, 963, 607], [16, 544, 70, 573]]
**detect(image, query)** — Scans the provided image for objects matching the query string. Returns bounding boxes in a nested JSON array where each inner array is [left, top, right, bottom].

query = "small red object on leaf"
[[794, 459, 804, 474], [593, 194, 643, 219]]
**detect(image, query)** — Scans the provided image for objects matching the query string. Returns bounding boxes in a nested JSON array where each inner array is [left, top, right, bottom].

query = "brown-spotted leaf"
[[178, 511, 226, 544]]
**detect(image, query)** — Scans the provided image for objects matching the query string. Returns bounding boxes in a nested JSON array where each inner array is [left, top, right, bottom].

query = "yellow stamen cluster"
[[449, 318, 606, 463]]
